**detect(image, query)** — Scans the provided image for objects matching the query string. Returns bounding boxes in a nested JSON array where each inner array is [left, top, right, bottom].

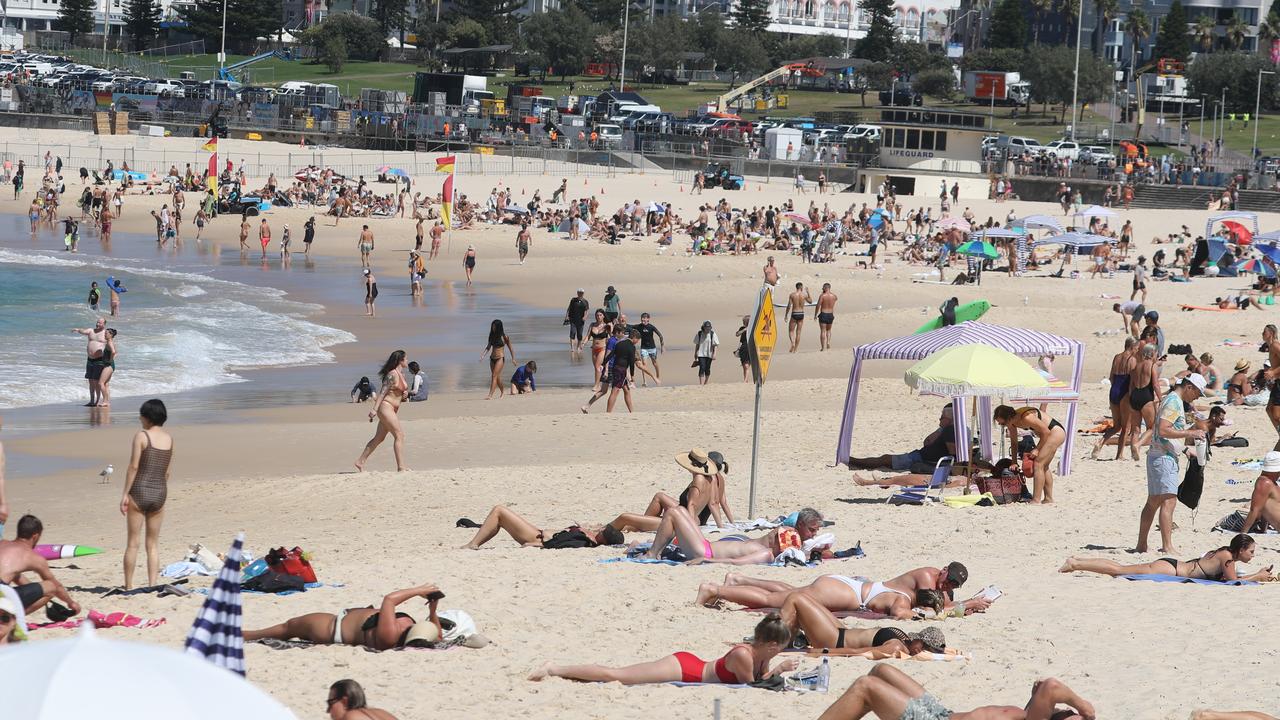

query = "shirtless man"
[[815, 282, 838, 351], [429, 221, 444, 260], [257, 218, 271, 260], [516, 223, 531, 265], [74, 318, 107, 406], [1241, 451, 1280, 533], [787, 282, 812, 353], [757, 257, 778, 289], [415, 216, 424, 251], [357, 225, 375, 268], [1263, 324, 1280, 449], [0, 515, 81, 616], [818, 665, 1095, 720], [238, 216, 250, 253], [645, 506, 823, 565]]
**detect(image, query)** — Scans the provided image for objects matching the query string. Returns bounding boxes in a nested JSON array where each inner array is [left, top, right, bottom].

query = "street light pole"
[[1069, 0, 1085, 142], [619, 0, 631, 93], [1254, 69, 1275, 162], [219, 0, 229, 77]]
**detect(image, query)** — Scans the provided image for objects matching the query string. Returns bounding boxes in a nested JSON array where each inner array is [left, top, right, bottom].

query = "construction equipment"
[[716, 63, 823, 113], [218, 49, 291, 83]]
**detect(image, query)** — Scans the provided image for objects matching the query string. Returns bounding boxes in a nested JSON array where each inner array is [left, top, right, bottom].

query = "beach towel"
[[1180, 305, 1238, 312], [162, 560, 218, 579], [31, 609, 166, 631], [251, 638, 463, 653], [703, 518, 782, 533], [1220, 340, 1252, 347], [742, 607, 889, 620], [194, 581, 339, 596], [1121, 574, 1258, 586], [801, 648, 970, 662], [1212, 510, 1279, 534]]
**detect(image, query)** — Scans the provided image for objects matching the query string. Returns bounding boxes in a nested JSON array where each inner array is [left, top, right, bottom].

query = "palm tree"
[[1125, 8, 1149, 81], [1059, 0, 1081, 46], [1093, 0, 1119, 58], [1259, 12, 1280, 47], [1030, 0, 1054, 44], [1225, 13, 1249, 50], [1194, 14, 1216, 52]]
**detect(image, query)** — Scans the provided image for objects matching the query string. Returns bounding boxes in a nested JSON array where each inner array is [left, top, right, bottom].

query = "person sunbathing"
[[853, 459, 1012, 488], [1192, 712, 1277, 720], [846, 404, 955, 474], [609, 449, 733, 532], [459, 505, 623, 550], [817, 664, 1095, 720], [528, 614, 796, 685], [243, 583, 444, 650], [641, 506, 824, 565], [781, 592, 946, 656], [1059, 534, 1273, 582]]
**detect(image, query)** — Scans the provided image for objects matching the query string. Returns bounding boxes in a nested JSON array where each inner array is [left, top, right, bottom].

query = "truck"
[[963, 71, 1030, 106], [412, 72, 488, 109]]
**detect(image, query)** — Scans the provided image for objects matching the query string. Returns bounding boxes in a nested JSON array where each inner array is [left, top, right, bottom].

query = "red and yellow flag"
[[435, 155, 455, 174], [203, 136, 218, 194], [201, 136, 218, 153], [441, 173, 453, 226]]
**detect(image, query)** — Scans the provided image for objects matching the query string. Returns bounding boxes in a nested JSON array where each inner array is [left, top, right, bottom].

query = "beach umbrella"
[[1207, 238, 1230, 264], [1223, 220, 1253, 244], [1235, 257, 1276, 277], [376, 165, 391, 173], [1073, 205, 1116, 219], [504, 204, 530, 214], [784, 212, 810, 224], [955, 240, 999, 259], [557, 217, 590, 234], [935, 216, 970, 232], [184, 533, 246, 676], [1256, 243, 1280, 264], [905, 343, 1050, 398], [970, 226, 1022, 240], [386, 168, 409, 178], [1015, 214, 1064, 234], [0, 623, 297, 720], [647, 202, 666, 213]]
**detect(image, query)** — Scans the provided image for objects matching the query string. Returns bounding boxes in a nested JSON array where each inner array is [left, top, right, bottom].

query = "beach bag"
[[243, 570, 305, 594], [1178, 456, 1205, 510], [541, 528, 597, 549], [975, 472, 1028, 504], [266, 547, 317, 583], [1215, 436, 1248, 448]]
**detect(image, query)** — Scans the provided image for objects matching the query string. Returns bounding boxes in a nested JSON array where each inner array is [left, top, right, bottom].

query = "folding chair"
[[887, 456, 954, 506]]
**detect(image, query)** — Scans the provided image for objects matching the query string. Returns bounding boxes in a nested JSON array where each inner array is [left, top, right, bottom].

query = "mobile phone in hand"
[[426, 590, 445, 602]]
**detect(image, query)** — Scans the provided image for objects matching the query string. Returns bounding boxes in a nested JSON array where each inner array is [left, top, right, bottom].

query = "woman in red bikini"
[[528, 614, 794, 685]]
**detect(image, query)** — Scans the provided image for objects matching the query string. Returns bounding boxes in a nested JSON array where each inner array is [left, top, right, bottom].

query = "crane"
[[218, 49, 292, 83], [716, 62, 824, 114]]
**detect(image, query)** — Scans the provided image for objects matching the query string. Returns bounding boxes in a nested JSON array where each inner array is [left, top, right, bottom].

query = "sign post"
[[745, 285, 778, 519]]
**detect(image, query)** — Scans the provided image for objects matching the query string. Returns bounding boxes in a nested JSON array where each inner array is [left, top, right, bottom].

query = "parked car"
[[595, 123, 623, 146], [1045, 140, 1082, 161], [1006, 136, 1045, 153], [703, 118, 753, 137], [878, 84, 922, 106], [844, 124, 881, 142], [1080, 145, 1116, 165], [144, 79, 185, 97]]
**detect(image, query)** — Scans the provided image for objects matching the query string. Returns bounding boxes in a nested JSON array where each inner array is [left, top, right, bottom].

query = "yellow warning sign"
[[749, 287, 777, 384]]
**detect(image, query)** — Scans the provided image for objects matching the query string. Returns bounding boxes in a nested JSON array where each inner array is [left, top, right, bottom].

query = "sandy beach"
[[3, 127, 1279, 718]]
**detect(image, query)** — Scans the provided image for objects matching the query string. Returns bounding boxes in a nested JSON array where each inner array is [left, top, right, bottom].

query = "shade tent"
[[1207, 212, 1258, 239], [1015, 215, 1065, 234], [557, 218, 590, 234], [1032, 232, 1113, 248], [836, 322, 1084, 475], [1253, 229, 1280, 244], [970, 227, 1023, 240]]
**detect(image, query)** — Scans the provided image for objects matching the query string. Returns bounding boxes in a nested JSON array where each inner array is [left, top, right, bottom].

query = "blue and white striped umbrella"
[[184, 533, 246, 676]]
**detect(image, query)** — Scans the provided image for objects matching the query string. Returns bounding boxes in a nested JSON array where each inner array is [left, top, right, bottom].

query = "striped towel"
[[184, 533, 246, 676]]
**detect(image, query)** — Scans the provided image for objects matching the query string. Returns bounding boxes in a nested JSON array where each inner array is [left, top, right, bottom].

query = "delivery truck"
[[963, 71, 1030, 106]]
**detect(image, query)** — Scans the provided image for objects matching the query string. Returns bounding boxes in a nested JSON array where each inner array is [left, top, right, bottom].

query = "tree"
[[913, 68, 956, 98], [1021, 44, 1113, 118], [1258, 12, 1280, 48], [1193, 15, 1216, 52], [1187, 51, 1280, 112], [628, 16, 686, 82], [55, 0, 95, 44], [1029, 0, 1053, 44], [451, 0, 525, 38], [959, 48, 1026, 72], [299, 13, 383, 62], [372, 0, 408, 52], [180, 0, 280, 54], [520, 5, 593, 80], [688, 10, 725, 56], [1092, 0, 1118, 57], [715, 28, 770, 85], [733, 0, 772, 34], [318, 33, 347, 73], [1153, 0, 1191, 62], [1225, 13, 1249, 49], [1124, 8, 1149, 80], [1058, 0, 1081, 46], [891, 41, 948, 78], [448, 17, 489, 48], [855, 0, 896, 61], [987, 0, 1028, 50], [579, 0, 624, 25], [123, 0, 161, 50]]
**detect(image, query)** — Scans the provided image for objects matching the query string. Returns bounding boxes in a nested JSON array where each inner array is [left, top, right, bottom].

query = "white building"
[[720, 0, 960, 44]]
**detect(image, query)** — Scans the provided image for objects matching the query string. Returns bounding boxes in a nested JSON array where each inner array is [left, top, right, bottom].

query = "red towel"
[[30, 609, 166, 631]]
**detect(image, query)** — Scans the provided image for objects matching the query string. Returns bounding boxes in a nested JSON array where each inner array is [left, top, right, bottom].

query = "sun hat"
[[1263, 452, 1280, 473], [1236, 359, 1252, 372], [1182, 373, 1207, 396], [675, 448, 719, 475], [402, 621, 440, 647], [908, 627, 946, 653]]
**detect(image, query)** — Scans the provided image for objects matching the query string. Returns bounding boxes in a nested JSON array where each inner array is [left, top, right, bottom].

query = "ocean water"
[[0, 245, 355, 410]]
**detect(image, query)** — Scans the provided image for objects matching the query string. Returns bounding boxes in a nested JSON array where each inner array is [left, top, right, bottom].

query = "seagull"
[[99, 464, 113, 484]]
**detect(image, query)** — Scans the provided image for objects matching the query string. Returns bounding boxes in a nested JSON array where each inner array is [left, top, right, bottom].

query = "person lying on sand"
[[853, 459, 1013, 488], [846, 404, 955, 474], [608, 449, 734, 533], [642, 506, 824, 565], [816, 664, 1095, 720], [1060, 534, 1273, 582], [243, 583, 444, 651], [459, 505, 623, 549], [697, 562, 992, 619], [781, 591, 946, 655], [529, 614, 796, 685], [1191, 712, 1278, 720], [326, 679, 398, 720]]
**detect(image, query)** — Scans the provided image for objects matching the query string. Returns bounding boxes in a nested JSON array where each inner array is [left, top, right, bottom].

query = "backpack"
[[540, 528, 596, 550]]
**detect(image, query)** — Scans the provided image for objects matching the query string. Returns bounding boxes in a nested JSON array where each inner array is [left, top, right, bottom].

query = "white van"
[[277, 81, 312, 95]]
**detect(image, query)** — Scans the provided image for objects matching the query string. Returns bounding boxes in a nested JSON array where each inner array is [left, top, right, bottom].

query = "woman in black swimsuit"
[[587, 309, 611, 391], [363, 268, 378, 317], [482, 319, 515, 400], [994, 405, 1066, 504], [780, 592, 947, 655], [1060, 534, 1272, 582], [244, 583, 444, 650], [609, 448, 734, 532], [1126, 340, 1160, 459]]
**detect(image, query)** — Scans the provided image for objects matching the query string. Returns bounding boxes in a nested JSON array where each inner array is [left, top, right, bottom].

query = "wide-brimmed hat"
[[1236, 359, 1252, 372], [908, 627, 946, 653], [402, 621, 440, 647], [676, 448, 719, 475], [1263, 451, 1280, 473]]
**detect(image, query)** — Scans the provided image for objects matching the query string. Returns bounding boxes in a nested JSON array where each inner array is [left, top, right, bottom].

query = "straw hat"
[[1236, 359, 1251, 372], [675, 448, 719, 475], [908, 627, 946, 653], [402, 621, 440, 647]]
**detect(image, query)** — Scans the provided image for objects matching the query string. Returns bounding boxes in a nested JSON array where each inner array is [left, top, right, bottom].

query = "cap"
[[1145, 310, 1159, 321], [945, 561, 968, 588], [577, 288, 585, 293], [362, 268, 371, 276], [1182, 373, 1207, 396], [1263, 451, 1280, 473]]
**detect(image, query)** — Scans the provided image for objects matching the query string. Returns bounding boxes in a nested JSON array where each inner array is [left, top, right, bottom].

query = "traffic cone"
[[679, 185, 684, 193], [584, 178, 588, 185], [600, 187, 605, 195]]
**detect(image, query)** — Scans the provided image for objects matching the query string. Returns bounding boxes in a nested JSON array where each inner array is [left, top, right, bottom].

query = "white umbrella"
[[1032, 232, 1113, 248], [1, 623, 297, 720], [934, 216, 970, 232], [1074, 205, 1116, 219], [971, 227, 1023, 240], [557, 218, 590, 234], [647, 202, 666, 213], [1015, 214, 1064, 234]]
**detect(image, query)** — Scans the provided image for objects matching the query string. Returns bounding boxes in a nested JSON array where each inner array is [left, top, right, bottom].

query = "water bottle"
[[816, 658, 830, 693]]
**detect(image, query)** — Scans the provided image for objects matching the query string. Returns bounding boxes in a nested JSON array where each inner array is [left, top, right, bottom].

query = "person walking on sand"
[[238, 216, 250, 253], [694, 320, 719, 385], [1131, 255, 1148, 303], [516, 223, 531, 265], [565, 289, 590, 355], [362, 269, 379, 317], [603, 285, 622, 323], [464, 245, 477, 287], [429, 221, 443, 260], [355, 350, 410, 472], [763, 256, 779, 287], [1263, 324, 1280, 449], [483, 320, 515, 400], [582, 325, 637, 413], [735, 315, 751, 382], [257, 218, 271, 260], [815, 282, 837, 351], [357, 225, 374, 268], [280, 224, 291, 258], [551, 178, 567, 204], [787, 282, 811, 353], [634, 313, 665, 385], [120, 399, 172, 590], [1138, 374, 1206, 554], [303, 216, 315, 255]]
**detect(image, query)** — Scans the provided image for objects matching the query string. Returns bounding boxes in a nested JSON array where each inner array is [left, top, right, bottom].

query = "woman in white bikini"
[[696, 572, 943, 621], [354, 350, 409, 472]]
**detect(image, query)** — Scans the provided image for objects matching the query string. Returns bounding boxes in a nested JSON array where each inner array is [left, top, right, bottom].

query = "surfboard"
[[35, 544, 103, 560], [914, 300, 991, 334]]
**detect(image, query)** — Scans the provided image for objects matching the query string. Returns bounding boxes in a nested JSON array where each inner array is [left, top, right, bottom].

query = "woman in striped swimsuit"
[[120, 399, 173, 590]]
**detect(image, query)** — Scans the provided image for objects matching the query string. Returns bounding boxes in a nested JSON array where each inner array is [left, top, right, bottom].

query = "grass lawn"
[[160, 54, 422, 93], [1208, 115, 1280, 157]]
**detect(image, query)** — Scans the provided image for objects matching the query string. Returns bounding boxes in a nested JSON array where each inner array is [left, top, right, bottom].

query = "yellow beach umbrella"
[[904, 343, 1049, 398]]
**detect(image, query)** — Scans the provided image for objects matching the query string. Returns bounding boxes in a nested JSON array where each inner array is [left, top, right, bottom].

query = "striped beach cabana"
[[835, 322, 1085, 475]]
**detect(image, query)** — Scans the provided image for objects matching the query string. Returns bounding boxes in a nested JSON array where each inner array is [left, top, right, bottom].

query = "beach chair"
[[887, 456, 954, 506]]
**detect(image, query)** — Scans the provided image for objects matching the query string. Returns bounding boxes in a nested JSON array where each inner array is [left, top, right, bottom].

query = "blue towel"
[[195, 581, 343, 596], [1121, 574, 1257, 586], [600, 556, 817, 568]]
